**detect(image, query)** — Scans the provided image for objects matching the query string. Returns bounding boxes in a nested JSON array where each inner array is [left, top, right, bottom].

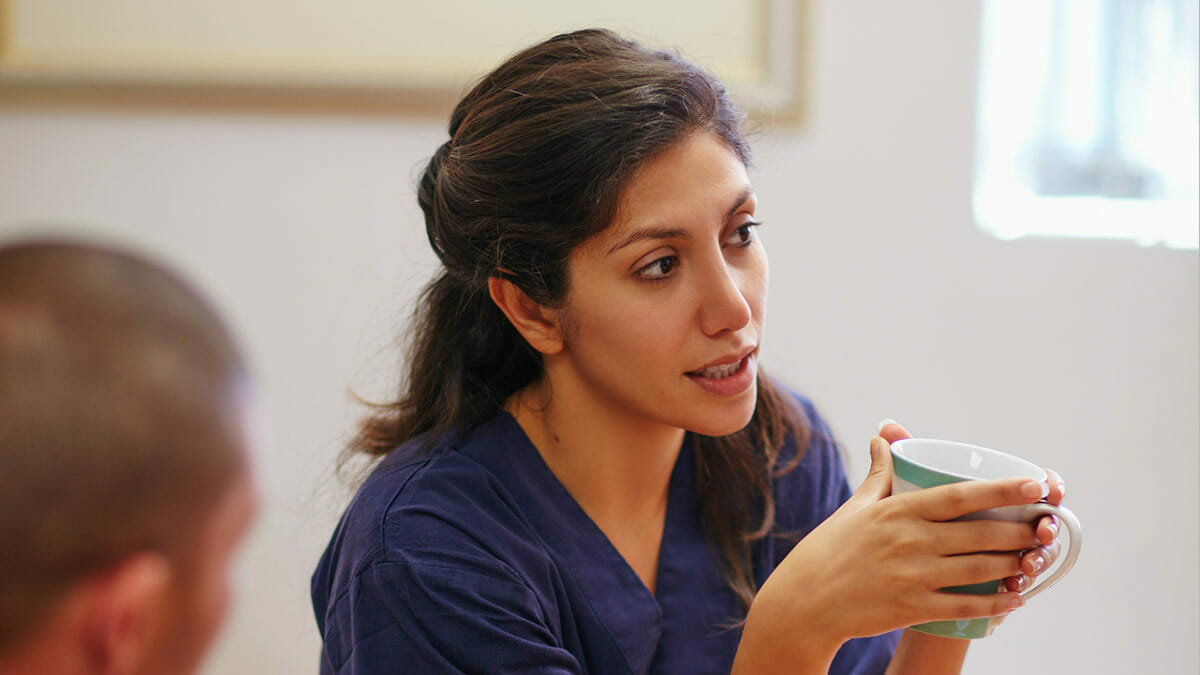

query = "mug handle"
[[1019, 503, 1083, 602]]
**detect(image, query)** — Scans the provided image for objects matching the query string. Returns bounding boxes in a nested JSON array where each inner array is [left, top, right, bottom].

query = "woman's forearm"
[[731, 587, 843, 675], [884, 630, 970, 675]]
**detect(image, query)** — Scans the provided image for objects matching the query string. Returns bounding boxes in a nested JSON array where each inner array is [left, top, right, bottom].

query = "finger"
[[936, 552, 1022, 588], [851, 436, 895, 502], [906, 477, 1050, 522], [933, 520, 1039, 556], [1021, 538, 1062, 577], [1036, 514, 1059, 546], [1043, 468, 1066, 505], [1003, 573, 1030, 593], [924, 590, 1023, 622], [877, 418, 912, 445]]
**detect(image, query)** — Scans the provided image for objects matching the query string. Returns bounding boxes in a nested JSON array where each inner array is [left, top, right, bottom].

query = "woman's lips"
[[685, 351, 757, 396]]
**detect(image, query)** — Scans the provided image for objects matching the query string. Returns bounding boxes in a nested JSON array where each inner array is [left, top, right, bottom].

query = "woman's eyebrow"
[[726, 186, 755, 216], [606, 227, 689, 255], [606, 187, 755, 256]]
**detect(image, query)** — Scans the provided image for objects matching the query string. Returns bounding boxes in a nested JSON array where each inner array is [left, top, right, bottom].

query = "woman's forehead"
[[601, 136, 753, 235]]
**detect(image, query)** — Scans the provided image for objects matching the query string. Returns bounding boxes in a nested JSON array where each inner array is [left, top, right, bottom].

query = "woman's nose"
[[697, 263, 753, 337]]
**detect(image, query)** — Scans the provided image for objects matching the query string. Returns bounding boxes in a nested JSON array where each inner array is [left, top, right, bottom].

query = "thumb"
[[852, 436, 894, 502]]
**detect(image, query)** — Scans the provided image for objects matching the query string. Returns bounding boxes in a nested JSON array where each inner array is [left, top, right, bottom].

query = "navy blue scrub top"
[[312, 395, 900, 674]]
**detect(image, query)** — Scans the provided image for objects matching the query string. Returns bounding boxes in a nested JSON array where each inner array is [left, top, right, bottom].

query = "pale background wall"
[[1, 1, 1195, 673]]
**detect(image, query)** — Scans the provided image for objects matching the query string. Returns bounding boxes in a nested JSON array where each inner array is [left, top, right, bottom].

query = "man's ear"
[[487, 275, 564, 355], [81, 552, 172, 675]]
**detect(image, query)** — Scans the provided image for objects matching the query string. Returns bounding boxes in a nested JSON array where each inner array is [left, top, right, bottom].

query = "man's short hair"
[[0, 240, 249, 652]]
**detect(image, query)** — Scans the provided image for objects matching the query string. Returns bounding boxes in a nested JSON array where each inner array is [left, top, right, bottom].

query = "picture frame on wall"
[[0, 0, 808, 123]]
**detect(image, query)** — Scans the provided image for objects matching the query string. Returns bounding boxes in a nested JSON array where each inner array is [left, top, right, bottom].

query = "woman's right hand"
[[733, 434, 1048, 674]]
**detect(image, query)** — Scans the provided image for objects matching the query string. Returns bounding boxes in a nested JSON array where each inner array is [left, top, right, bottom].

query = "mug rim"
[[891, 438, 1046, 485]]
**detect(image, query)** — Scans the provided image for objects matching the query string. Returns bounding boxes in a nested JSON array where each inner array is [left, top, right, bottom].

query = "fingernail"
[[869, 436, 884, 456], [1008, 595, 1024, 612], [1020, 480, 1049, 500], [1047, 518, 1059, 538], [1032, 554, 1045, 574], [877, 418, 898, 432]]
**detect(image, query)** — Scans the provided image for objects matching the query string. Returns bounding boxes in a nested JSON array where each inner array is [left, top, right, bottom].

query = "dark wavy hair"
[[352, 28, 807, 609]]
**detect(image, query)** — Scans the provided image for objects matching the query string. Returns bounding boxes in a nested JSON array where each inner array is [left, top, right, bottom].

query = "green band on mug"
[[909, 618, 993, 640], [891, 451, 964, 489]]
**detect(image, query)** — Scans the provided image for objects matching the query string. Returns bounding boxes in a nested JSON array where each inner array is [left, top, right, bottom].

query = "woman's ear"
[[487, 276, 564, 355]]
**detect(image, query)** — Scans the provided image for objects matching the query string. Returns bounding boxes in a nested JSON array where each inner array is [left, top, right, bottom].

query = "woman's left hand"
[[877, 423, 1068, 595]]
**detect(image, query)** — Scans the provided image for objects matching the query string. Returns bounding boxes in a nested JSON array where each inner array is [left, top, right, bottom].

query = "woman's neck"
[[507, 378, 684, 593]]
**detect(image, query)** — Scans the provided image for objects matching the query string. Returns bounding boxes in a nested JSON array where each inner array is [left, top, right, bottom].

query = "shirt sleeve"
[[319, 559, 581, 675]]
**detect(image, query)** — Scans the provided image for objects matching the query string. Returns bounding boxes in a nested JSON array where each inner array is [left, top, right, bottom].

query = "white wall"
[[1, 2, 1195, 673]]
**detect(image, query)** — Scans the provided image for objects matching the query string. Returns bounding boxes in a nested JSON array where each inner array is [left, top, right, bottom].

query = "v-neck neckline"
[[483, 411, 693, 672], [504, 410, 688, 592], [500, 410, 687, 596]]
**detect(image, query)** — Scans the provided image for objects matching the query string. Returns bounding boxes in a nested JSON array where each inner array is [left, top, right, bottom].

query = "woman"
[[311, 29, 1065, 674]]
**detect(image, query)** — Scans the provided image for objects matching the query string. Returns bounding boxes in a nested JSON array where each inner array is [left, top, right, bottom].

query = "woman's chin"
[[684, 400, 757, 437]]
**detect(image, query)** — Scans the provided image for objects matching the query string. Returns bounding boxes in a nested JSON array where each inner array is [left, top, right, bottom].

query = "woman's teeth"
[[694, 358, 741, 379]]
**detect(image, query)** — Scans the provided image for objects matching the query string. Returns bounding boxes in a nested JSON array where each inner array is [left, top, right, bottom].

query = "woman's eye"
[[637, 255, 677, 280], [725, 222, 760, 247]]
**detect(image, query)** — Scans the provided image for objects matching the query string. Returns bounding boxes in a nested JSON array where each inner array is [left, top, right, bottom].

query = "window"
[[975, 0, 1198, 248]]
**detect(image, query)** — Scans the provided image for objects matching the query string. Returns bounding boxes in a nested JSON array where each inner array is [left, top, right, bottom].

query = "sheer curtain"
[[975, 0, 1198, 247]]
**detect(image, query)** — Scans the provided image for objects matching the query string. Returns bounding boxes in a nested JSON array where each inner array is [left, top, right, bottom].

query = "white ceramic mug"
[[889, 438, 1083, 639]]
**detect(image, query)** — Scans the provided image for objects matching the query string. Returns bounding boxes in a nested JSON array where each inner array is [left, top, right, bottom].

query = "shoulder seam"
[[372, 450, 548, 619]]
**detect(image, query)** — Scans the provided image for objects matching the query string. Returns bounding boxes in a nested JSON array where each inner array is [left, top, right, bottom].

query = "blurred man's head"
[[0, 240, 257, 674]]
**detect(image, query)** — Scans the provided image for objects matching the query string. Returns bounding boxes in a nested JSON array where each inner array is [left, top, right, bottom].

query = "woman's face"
[[550, 130, 767, 437]]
